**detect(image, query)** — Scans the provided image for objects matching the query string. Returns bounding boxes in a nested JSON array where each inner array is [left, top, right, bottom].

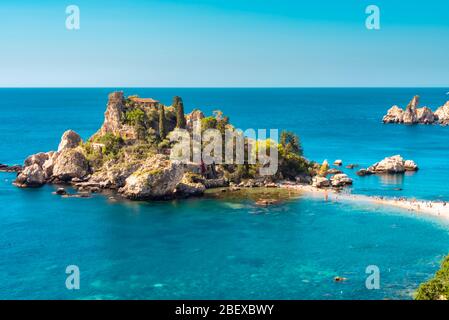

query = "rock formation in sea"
[[382, 95, 449, 125], [357, 155, 418, 176], [12, 91, 317, 200]]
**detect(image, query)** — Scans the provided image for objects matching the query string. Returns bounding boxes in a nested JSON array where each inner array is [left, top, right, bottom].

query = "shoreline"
[[279, 182, 449, 220]]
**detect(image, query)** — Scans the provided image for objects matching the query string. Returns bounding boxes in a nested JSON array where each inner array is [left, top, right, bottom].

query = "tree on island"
[[159, 104, 166, 140], [173, 96, 186, 129], [280, 131, 303, 156]]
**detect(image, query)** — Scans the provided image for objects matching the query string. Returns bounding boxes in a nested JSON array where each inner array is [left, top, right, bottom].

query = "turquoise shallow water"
[[1, 88, 449, 299]]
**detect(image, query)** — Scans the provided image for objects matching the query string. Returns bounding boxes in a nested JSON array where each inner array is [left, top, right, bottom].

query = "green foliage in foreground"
[[415, 255, 449, 300]]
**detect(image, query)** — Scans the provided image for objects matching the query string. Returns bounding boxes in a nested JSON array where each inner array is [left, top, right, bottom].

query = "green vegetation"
[[280, 131, 303, 156], [125, 108, 148, 140], [416, 255, 449, 300], [159, 105, 166, 140], [278, 131, 309, 179], [173, 96, 186, 129], [96, 133, 124, 157], [80, 133, 125, 168], [124, 143, 156, 160], [125, 108, 145, 126], [80, 141, 103, 168], [201, 116, 218, 131]]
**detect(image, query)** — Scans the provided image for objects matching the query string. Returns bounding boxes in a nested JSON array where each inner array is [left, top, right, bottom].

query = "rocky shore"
[[0, 164, 22, 173], [383, 95, 449, 125]]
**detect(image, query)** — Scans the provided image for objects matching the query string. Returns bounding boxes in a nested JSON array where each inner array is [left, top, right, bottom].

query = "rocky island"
[[356, 155, 418, 176], [383, 95, 449, 125], [12, 91, 318, 200]]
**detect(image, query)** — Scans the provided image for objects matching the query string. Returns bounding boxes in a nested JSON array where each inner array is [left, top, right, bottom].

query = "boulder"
[[383, 105, 404, 123], [14, 164, 45, 187], [176, 174, 206, 197], [55, 187, 67, 195], [42, 151, 59, 179], [368, 155, 405, 173], [312, 176, 330, 188], [404, 160, 419, 171], [333, 160, 343, 166], [52, 148, 90, 182], [24, 152, 49, 167], [58, 130, 82, 151], [330, 173, 353, 187], [327, 168, 343, 175], [356, 169, 373, 176], [366, 155, 418, 174], [119, 155, 185, 200]]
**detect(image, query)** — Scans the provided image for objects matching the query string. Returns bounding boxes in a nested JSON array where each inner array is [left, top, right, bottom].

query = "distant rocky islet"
[[383, 95, 449, 125]]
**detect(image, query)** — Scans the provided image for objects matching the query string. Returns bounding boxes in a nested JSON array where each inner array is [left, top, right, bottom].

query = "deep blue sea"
[[1, 88, 449, 299]]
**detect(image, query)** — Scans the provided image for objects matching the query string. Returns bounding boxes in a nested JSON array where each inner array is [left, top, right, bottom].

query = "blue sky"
[[1, 0, 449, 87]]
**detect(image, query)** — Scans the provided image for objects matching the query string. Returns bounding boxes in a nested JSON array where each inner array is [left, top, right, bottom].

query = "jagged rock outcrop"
[[383, 96, 449, 126], [97, 91, 138, 140], [330, 173, 353, 187], [403, 96, 419, 124], [118, 155, 185, 200], [383, 106, 404, 123], [416, 107, 436, 124], [99, 91, 126, 135], [357, 155, 418, 176], [435, 101, 449, 126], [58, 130, 82, 151]]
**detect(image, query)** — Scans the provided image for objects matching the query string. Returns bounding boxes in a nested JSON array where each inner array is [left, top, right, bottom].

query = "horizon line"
[[0, 86, 449, 89]]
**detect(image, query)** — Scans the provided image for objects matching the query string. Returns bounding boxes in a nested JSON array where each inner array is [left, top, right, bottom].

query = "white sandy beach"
[[279, 182, 449, 220]]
